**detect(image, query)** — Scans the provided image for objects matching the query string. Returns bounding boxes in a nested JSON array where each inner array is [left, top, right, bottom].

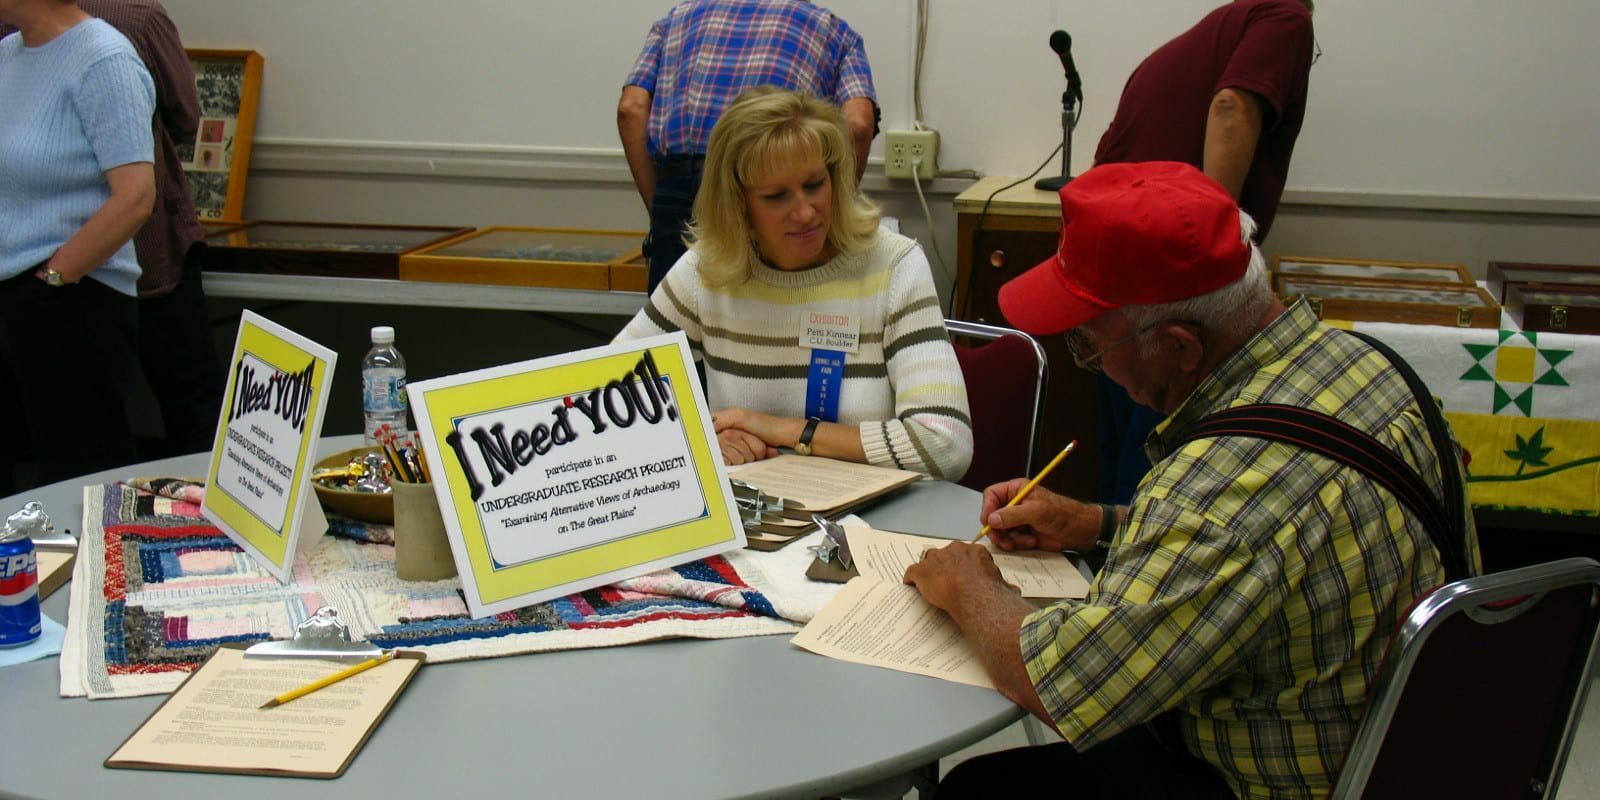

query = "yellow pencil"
[[970, 441, 1078, 543], [259, 651, 395, 709]]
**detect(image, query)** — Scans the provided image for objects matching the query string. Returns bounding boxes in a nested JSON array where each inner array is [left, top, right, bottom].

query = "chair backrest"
[[1331, 557, 1600, 800], [945, 319, 1048, 493]]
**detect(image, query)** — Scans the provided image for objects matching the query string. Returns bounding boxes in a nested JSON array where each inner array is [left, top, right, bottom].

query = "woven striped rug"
[[62, 482, 834, 699]]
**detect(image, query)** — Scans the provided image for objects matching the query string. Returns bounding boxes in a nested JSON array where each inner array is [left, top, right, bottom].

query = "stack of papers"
[[791, 521, 1090, 689], [729, 455, 921, 549]]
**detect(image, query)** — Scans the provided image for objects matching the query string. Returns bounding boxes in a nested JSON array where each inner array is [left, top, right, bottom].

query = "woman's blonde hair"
[[686, 87, 880, 286]]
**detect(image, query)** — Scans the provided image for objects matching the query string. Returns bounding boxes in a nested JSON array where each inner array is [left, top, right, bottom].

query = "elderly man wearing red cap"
[[905, 162, 1479, 799]]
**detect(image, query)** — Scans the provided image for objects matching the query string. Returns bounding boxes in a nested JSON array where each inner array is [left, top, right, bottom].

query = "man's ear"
[[1166, 322, 1206, 372]]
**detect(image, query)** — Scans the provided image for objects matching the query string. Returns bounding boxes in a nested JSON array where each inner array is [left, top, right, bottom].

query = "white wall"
[[159, 0, 1600, 306], [160, 0, 1600, 202]]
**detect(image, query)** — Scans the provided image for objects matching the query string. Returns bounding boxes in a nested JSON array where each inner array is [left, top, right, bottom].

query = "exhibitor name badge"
[[408, 332, 742, 618], [445, 350, 704, 568], [802, 310, 861, 354]]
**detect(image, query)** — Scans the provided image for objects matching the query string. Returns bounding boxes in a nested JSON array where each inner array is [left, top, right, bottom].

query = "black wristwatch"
[[1095, 503, 1119, 549], [794, 417, 821, 456]]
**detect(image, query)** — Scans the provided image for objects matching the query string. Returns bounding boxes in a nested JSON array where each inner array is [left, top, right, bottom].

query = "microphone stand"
[[1035, 88, 1080, 192]]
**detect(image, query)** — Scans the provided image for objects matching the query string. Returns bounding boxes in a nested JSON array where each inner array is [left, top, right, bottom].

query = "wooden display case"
[[1487, 261, 1600, 303], [1271, 255, 1472, 288], [200, 219, 252, 238], [1277, 274, 1502, 329], [202, 222, 474, 279], [1505, 283, 1600, 334], [398, 227, 645, 291]]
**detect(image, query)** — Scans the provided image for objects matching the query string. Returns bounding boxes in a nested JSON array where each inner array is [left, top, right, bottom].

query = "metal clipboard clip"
[[806, 514, 853, 570], [243, 607, 385, 660], [3, 501, 76, 549], [732, 479, 791, 528]]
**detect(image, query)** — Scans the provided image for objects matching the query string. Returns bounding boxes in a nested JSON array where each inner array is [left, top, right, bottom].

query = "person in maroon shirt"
[[0, 0, 223, 484], [1095, 0, 1314, 240], [1091, 0, 1316, 507]]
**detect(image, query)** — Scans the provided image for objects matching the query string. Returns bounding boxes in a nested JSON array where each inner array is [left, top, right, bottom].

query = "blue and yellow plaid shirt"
[[1022, 300, 1480, 799], [624, 0, 876, 158]]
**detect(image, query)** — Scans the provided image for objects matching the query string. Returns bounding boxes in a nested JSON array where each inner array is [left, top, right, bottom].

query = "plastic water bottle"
[[362, 326, 408, 443]]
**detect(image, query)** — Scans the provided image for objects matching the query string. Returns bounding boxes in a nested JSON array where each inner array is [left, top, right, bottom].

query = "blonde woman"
[[615, 88, 971, 480]]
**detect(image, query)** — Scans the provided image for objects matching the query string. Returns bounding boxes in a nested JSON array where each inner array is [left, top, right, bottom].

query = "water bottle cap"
[[371, 326, 395, 344]]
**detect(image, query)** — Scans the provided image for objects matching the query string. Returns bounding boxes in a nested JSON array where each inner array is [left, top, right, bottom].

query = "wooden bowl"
[[311, 448, 394, 524]]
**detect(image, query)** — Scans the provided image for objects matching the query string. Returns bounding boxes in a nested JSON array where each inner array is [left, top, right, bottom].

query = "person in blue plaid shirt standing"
[[619, 0, 878, 292]]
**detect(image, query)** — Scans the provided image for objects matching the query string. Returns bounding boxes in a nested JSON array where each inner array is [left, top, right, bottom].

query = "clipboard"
[[105, 643, 425, 779], [34, 546, 76, 600]]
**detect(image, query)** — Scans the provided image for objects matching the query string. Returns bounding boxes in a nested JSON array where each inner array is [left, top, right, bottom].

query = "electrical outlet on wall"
[[884, 129, 939, 180]]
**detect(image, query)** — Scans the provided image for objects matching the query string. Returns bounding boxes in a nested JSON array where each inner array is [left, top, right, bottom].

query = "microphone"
[[1049, 29, 1083, 106], [1035, 29, 1083, 192]]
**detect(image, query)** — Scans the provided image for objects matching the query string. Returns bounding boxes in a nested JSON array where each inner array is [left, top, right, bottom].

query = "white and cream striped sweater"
[[616, 226, 973, 480]]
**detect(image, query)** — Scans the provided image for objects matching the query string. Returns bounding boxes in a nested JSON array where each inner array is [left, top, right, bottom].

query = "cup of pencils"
[[379, 426, 456, 582]]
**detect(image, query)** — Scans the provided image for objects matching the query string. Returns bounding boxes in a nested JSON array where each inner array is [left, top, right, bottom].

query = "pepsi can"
[[0, 525, 41, 648]]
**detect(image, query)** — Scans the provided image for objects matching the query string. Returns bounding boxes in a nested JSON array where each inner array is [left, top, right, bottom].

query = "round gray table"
[[0, 437, 1023, 799]]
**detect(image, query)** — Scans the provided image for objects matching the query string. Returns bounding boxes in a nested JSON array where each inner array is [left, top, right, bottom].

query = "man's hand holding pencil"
[[978, 479, 1105, 554]]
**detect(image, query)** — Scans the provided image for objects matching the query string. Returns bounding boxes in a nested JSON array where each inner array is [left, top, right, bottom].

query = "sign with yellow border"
[[201, 311, 335, 583], [407, 333, 742, 618]]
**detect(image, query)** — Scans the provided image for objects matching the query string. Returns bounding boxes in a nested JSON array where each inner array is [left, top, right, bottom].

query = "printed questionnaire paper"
[[844, 522, 1089, 599], [791, 578, 995, 689]]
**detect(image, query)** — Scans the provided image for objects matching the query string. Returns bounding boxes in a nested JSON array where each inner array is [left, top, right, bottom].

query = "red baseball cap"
[[998, 161, 1250, 336]]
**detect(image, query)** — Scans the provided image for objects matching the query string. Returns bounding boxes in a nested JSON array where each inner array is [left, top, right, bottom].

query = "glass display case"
[[201, 222, 475, 279], [1505, 283, 1600, 334], [200, 220, 252, 238], [1276, 274, 1501, 329], [1271, 255, 1472, 289], [1487, 261, 1600, 303], [398, 227, 646, 291]]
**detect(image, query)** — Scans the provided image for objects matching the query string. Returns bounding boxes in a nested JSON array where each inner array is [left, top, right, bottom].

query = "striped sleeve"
[[859, 245, 972, 480]]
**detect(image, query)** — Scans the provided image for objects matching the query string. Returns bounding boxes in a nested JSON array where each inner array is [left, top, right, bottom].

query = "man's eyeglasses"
[[1064, 319, 1199, 374]]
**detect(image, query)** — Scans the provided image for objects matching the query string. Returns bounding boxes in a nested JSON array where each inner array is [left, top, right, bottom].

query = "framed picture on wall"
[[181, 49, 263, 222]]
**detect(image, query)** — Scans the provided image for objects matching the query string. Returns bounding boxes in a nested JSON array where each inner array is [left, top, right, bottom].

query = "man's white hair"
[[1122, 210, 1274, 356]]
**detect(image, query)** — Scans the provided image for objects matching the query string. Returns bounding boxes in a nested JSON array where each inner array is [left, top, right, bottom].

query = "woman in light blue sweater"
[[0, 0, 155, 482]]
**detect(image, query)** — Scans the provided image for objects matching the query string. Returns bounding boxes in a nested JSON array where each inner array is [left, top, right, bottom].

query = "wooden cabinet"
[[953, 178, 1099, 501]]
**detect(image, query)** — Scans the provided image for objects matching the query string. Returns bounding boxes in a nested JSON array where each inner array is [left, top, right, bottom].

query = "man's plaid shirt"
[[624, 0, 875, 158], [1022, 300, 1480, 799]]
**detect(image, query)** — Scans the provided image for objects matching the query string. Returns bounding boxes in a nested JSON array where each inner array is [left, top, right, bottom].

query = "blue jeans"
[[644, 169, 702, 293]]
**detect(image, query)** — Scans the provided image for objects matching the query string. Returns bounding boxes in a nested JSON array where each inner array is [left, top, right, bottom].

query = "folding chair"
[[1331, 557, 1600, 800], [945, 319, 1048, 492]]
